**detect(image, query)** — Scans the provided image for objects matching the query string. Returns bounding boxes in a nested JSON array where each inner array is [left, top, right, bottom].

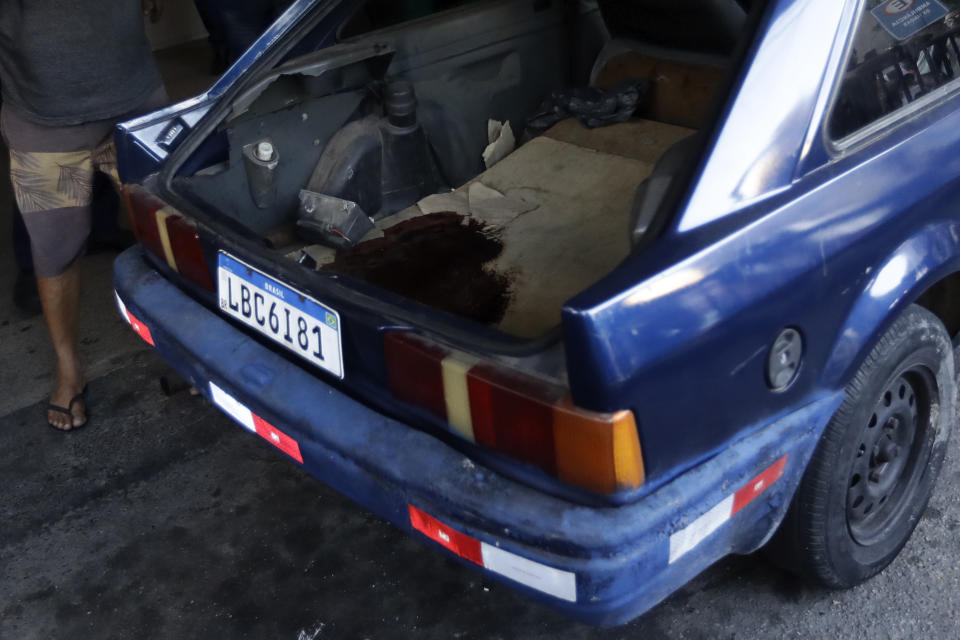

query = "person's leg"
[[17, 182, 92, 429], [11, 198, 32, 272], [11, 199, 42, 315], [4, 110, 97, 430], [17, 162, 92, 430], [37, 262, 85, 429], [88, 171, 133, 254]]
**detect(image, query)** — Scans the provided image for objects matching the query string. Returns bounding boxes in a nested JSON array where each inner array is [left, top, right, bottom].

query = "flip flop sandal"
[[47, 385, 89, 432]]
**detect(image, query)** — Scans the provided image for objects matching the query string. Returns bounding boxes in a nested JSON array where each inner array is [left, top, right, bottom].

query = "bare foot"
[[48, 373, 87, 431]]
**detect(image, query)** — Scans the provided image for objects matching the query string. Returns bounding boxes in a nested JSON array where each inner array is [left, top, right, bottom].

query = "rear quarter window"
[[829, 0, 960, 141]]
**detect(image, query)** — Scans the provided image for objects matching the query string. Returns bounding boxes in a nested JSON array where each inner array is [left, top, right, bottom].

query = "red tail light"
[[123, 185, 214, 290], [384, 333, 645, 495], [123, 186, 164, 260]]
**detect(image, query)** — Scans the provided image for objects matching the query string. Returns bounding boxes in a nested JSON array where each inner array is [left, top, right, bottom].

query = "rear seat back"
[[629, 133, 701, 248], [591, 39, 727, 130], [597, 0, 746, 55]]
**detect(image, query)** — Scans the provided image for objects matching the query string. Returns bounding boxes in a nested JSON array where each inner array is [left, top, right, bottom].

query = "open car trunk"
[[131, 0, 759, 503], [307, 117, 695, 337], [171, 0, 735, 340]]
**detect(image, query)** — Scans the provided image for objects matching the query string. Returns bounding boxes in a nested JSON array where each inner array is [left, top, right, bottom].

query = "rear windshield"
[[829, 0, 960, 140]]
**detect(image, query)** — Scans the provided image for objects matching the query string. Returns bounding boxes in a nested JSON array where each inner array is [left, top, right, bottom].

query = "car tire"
[[767, 304, 955, 588]]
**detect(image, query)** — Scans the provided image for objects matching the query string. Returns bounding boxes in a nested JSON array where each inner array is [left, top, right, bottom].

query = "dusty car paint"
[[113, 0, 960, 625]]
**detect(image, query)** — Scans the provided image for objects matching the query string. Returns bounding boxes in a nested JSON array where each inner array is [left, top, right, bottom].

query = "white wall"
[[145, 0, 209, 50]]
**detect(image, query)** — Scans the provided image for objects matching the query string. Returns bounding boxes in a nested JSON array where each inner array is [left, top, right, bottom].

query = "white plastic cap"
[[256, 141, 274, 162]]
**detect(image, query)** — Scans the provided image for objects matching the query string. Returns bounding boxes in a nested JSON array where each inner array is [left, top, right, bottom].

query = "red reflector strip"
[[408, 505, 577, 602], [408, 504, 483, 565], [251, 415, 304, 464], [209, 382, 304, 464], [114, 292, 155, 346], [668, 455, 788, 564], [732, 454, 788, 515]]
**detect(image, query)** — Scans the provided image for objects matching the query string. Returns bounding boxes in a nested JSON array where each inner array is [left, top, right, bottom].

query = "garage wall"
[[146, 0, 209, 50]]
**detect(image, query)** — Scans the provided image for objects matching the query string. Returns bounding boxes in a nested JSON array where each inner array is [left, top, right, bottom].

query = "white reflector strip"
[[669, 455, 788, 564], [209, 382, 256, 432], [409, 504, 577, 602], [481, 542, 577, 602], [114, 292, 129, 322], [669, 495, 734, 564], [115, 290, 155, 346], [209, 382, 305, 463]]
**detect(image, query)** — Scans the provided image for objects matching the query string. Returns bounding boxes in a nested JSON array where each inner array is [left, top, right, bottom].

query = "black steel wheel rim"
[[846, 367, 937, 546]]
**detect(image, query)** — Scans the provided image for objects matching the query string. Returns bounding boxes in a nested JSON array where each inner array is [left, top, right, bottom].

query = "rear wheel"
[[768, 304, 954, 588]]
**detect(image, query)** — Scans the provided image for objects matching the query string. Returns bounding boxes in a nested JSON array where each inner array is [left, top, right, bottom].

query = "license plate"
[[217, 252, 344, 379]]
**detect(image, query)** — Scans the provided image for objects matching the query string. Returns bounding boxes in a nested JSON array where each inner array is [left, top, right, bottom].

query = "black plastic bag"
[[525, 80, 651, 133]]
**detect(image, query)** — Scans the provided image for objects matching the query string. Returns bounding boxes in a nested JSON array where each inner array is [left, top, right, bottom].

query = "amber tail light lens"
[[384, 333, 645, 495]]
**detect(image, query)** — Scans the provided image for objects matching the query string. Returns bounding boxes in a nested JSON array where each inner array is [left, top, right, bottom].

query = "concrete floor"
[[3, 43, 960, 640]]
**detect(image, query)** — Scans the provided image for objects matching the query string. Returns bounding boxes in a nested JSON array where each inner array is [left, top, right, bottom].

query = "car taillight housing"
[[124, 184, 214, 291], [384, 333, 645, 495]]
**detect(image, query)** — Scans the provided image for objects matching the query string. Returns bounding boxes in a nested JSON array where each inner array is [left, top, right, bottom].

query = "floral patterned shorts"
[[1, 86, 167, 277]]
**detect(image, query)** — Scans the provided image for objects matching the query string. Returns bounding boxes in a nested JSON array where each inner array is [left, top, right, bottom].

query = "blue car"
[[113, 0, 960, 625]]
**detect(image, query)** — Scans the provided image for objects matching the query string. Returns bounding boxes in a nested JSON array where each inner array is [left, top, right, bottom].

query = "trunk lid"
[[116, 0, 727, 505]]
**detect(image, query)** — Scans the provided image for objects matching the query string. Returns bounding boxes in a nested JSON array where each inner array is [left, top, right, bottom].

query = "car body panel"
[[679, 0, 853, 231], [112, 0, 960, 624], [114, 247, 843, 625], [562, 0, 960, 481]]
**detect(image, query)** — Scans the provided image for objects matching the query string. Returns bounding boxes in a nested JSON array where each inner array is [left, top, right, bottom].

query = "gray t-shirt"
[[0, 1, 163, 126]]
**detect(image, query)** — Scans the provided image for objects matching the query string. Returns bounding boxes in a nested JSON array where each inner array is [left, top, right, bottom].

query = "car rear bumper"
[[113, 246, 842, 626]]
